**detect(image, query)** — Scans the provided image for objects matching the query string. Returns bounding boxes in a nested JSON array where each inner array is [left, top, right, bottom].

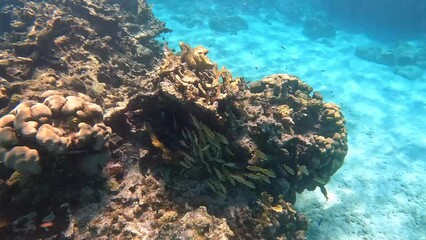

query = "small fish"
[[211, 138, 221, 151], [181, 129, 187, 139], [246, 166, 264, 172], [190, 115, 203, 130], [179, 161, 191, 169], [178, 150, 195, 163], [217, 133, 229, 145], [192, 132, 199, 146], [222, 167, 236, 186], [231, 175, 255, 189], [173, 116, 178, 130], [205, 162, 212, 174], [40, 221, 54, 228], [187, 129, 194, 141], [245, 173, 262, 180], [320, 185, 329, 201], [202, 125, 215, 139], [283, 164, 295, 175], [180, 140, 190, 148], [148, 127, 171, 159], [199, 131, 207, 145], [204, 148, 213, 159], [299, 165, 309, 176], [271, 205, 283, 213], [260, 175, 271, 183], [0, 218, 11, 229], [214, 167, 226, 182], [224, 146, 234, 156], [201, 144, 210, 151], [281, 45, 286, 50], [209, 158, 225, 164], [261, 169, 276, 178], [254, 150, 268, 161], [224, 162, 236, 168], [208, 180, 226, 197], [211, 180, 228, 195], [218, 180, 227, 195]]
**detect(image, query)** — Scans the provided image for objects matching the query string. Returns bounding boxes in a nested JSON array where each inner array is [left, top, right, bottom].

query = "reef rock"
[[93, 43, 348, 239], [119, 44, 348, 203], [355, 42, 426, 79], [394, 65, 423, 80], [157, 206, 234, 239], [0, 0, 169, 114]]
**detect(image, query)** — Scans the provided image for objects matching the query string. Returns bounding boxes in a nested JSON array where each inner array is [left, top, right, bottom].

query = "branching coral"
[[179, 42, 215, 71], [157, 41, 236, 107]]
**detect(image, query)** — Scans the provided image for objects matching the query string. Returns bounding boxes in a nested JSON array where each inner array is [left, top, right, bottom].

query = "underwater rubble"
[[0, 0, 348, 239]]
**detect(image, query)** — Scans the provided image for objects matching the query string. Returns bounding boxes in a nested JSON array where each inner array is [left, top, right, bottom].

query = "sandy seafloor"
[[148, 1, 426, 239]]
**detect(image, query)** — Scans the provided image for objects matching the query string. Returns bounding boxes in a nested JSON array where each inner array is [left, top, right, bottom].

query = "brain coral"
[[0, 91, 112, 176]]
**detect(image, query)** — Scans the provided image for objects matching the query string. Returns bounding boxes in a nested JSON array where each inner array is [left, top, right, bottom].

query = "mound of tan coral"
[[0, 91, 112, 175]]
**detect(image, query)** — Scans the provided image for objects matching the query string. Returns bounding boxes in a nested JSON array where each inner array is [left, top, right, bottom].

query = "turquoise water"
[[149, 1, 426, 239]]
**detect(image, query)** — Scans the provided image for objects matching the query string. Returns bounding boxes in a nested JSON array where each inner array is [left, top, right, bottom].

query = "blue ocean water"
[[148, 0, 426, 239]]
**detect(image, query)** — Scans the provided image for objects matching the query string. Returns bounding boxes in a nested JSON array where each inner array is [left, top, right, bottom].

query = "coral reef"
[[0, 0, 169, 114], [157, 206, 234, 239], [89, 41, 348, 239], [355, 42, 426, 79], [121, 44, 347, 200], [256, 192, 307, 239], [0, 0, 348, 239]]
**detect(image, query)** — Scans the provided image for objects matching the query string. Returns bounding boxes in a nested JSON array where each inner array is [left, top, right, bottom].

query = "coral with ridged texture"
[[0, 91, 112, 176]]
